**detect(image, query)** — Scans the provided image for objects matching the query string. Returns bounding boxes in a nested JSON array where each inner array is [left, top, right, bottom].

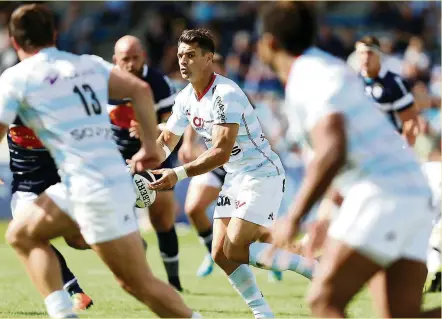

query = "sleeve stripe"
[[393, 93, 414, 110]]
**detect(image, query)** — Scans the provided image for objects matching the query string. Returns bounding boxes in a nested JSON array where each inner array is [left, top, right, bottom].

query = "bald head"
[[113, 35, 146, 77]]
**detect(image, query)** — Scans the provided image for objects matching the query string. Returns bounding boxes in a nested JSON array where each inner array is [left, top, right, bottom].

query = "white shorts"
[[329, 180, 434, 267], [189, 171, 223, 189], [214, 173, 285, 228], [12, 183, 139, 246]]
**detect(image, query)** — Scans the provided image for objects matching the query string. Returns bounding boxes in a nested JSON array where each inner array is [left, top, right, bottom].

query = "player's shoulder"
[[212, 74, 246, 98], [0, 62, 30, 96], [174, 83, 193, 106], [380, 68, 409, 89], [80, 54, 114, 72]]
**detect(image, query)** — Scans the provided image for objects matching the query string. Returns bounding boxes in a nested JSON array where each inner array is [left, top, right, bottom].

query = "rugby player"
[[178, 53, 283, 281], [355, 35, 419, 145], [2, 4, 200, 318], [8, 115, 93, 311], [110, 35, 183, 291], [129, 28, 316, 318], [257, 2, 440, 317]]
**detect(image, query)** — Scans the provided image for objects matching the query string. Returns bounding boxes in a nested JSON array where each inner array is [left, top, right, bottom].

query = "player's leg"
[[148, 189, 182, 291], [6, 191, 80, 318], [224, 218, 316, 279], [223, 175, 316, 279], [91, 231, 198, 318], [10, 190, 93, 311], [306, 237, 381, 317], [212, 218, 274, 319], [184, 172, 221, 276], [425, 216, 441, 293]]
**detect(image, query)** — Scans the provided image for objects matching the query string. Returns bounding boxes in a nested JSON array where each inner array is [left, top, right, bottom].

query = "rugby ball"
[[132, 170, 157, 208]]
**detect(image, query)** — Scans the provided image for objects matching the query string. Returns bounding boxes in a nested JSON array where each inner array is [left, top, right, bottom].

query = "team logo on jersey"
[[371, 83, 384, 99], [109, 102, 134, 129], [193, 117, 205, 128], [9, 126, 44, 149], [217, 195, 231, 207], [214, 96, 226, 123]]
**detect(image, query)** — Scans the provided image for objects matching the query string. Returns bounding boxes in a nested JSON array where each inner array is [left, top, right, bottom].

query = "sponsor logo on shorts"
[[235, 200, 246, 209], [217, 195, 231, 207]]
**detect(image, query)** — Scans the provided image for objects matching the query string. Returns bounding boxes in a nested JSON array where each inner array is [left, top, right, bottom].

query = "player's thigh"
[[92, 231, 155, 286], [232, 174, 285, 229], [212, 218, 230, 253], [227, 217, 267, 247], [7, 190, 79, 244], [369, 259, 427, 318], [308, 236, 381, 309], [148, 190, 177, 230]]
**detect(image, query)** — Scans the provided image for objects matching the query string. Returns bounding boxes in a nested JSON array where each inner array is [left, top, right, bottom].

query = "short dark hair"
[[260, 2, 317, 56], [178, 29, 215, 53], [9, 3, 55, 51], [356, 35, 381, 50]]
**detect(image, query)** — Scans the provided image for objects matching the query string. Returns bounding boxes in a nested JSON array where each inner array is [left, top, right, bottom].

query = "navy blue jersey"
[[8, 116, 60, 195], [107, 64, 177, 160], [361, 67, 414, 132]]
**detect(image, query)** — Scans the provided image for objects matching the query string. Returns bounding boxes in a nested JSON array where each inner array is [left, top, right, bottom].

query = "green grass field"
[[0, 222, 440, 318]]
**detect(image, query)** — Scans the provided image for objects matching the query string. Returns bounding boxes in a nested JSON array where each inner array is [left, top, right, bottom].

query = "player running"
[[110, 35, 183, 291], [178, 53, 283, 282], [257, 2, 440, 317], [8, 115, 93, 311], [129, 28, 316, 319], [2, 4, 200, 318]]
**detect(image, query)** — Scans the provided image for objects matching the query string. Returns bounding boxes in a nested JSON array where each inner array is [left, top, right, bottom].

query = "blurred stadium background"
[[0, 2, 440, 318], [0, 0, 440, 222]]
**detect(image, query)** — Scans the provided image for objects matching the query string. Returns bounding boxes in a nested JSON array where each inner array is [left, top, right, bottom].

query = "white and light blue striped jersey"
[[166, 73, 284, 178], [283, 47, 430, 198], [0, 47, 134, 203]]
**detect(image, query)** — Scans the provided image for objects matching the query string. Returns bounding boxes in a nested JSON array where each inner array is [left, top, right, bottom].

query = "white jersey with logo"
[[0, 47, 134, 204], [283, 47, 430, 198], [166, 73, 284, 178]]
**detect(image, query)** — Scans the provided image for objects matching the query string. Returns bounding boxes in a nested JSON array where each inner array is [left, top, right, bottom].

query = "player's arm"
[[392, 76, 419, 146], [182, 123, 238, 177], [108, 68, 158, 153], [286, 113, 347, 227]]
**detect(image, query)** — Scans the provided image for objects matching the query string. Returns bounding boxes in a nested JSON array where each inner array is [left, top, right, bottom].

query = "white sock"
[[249, 242, 317, 279], [44, 290, 74, 318], [228, 265, 274, 318]]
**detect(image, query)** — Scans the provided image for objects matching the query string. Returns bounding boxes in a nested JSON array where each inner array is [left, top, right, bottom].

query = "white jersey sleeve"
[[0, 68, 22, 125], [212, 85, 244, 125], [166, 91, 189, 136]]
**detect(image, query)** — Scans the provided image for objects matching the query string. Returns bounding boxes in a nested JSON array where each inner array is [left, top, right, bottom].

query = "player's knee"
[[184, 201, 206, 219], [211, 242, 226, 266], [5, 222, 31, 251], [222, 238, 244, 263]]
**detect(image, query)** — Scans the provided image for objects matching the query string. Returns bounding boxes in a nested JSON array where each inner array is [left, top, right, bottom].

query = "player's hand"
[[127, 147, 162, 174], [303, 219, 330, 262], [129, 120, 141, 139], [148, 168, 178, 191], [178, 142, 196, 163]]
